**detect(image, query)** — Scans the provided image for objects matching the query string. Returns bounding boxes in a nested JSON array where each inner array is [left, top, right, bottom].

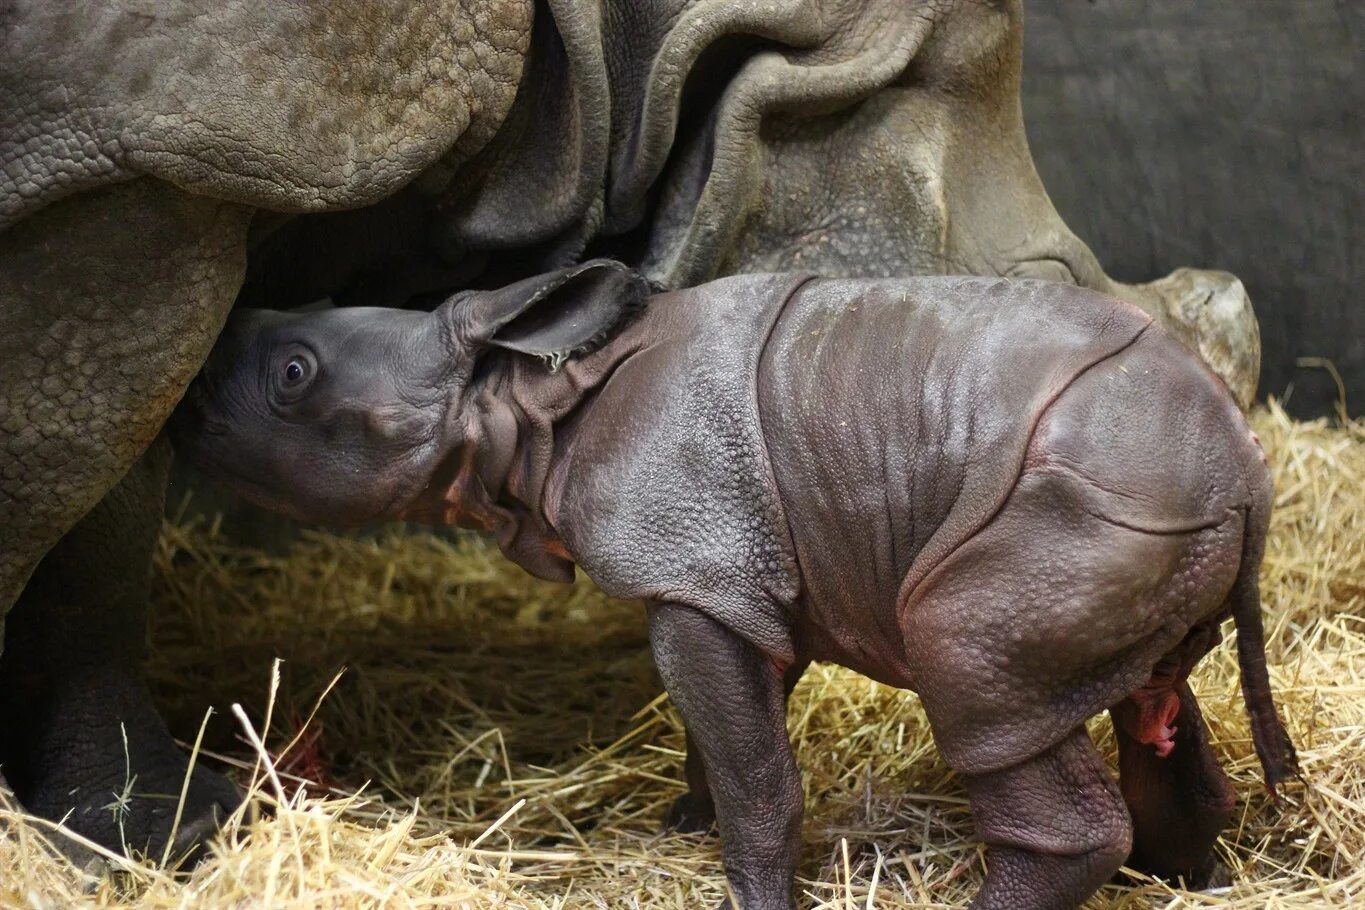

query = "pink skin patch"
[[1127, 687, 1181, 758]]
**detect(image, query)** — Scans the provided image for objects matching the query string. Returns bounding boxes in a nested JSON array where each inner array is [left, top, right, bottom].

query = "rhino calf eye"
[[284, 357, 308, 385]]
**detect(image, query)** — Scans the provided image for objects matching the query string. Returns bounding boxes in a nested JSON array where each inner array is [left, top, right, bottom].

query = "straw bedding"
[[2, 401, 1362, 908]]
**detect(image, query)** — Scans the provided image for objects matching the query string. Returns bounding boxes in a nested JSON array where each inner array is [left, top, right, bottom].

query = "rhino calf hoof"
[[662, 792, 717, 835]]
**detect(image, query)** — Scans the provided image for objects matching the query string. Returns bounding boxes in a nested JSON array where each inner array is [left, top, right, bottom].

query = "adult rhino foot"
[[662, 791, 717, 835], [0, 436, 241, 870], [1112, 268, 1261, 409], [21, 728, 241, 869], [1, 668, 241, 868]]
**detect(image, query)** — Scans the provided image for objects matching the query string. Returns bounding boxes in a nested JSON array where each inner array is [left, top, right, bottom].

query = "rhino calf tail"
[[1231, 471, 1300, 798]]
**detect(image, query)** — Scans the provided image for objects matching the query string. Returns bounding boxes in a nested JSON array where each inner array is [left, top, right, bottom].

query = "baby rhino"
[[174, 261, 1296, 910]]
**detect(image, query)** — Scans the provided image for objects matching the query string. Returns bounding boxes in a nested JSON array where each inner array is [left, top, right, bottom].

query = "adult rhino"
[[0, 0, 1260, 861]]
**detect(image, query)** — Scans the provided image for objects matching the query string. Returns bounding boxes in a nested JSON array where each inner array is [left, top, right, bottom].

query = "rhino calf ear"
[[451, 260, 651, 368]]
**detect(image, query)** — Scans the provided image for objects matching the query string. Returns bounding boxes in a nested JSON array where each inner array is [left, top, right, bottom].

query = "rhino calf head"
[[173, 262, 646, 527]]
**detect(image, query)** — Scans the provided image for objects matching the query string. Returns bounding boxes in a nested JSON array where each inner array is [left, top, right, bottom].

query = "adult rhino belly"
[[758, 276, 1153, 682]]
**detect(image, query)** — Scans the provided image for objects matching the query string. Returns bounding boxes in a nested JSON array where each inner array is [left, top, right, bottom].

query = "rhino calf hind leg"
[[1112, 681, 1236, 887], [0, 438, 240, 863], [963, 727, 1133, 910], [648, 602, 802, 910]]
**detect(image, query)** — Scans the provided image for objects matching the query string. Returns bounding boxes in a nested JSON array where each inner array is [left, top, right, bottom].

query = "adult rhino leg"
[[0, 436, 240, 862], [0, 178, 251, 855], [0, 178, 250, 612]]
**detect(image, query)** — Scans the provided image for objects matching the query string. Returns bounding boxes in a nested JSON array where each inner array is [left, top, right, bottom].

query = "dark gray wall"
[[1022, 0, 1362, 416]]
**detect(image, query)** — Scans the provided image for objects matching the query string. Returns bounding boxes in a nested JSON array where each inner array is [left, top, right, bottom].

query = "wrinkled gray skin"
[[1, 0, 1259, 862], [173, 261, 1295, 910]]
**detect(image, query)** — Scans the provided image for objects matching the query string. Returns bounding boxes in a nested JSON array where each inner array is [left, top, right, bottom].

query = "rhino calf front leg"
[[963, 728, 1133, 910], [664, 659, 810, 836], [648, 603, 802, 910]]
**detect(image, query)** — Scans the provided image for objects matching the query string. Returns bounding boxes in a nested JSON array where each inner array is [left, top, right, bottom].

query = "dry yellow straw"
[[0, 400, 1360, 908]]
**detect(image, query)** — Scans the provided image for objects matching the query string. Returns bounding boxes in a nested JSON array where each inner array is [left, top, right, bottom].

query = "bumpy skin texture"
[[1, 0, 528, 227], [1, 0, 531, 860], [0, 181, 250, 611], [0, 180, 249, 861], [174, 264, 1295, 909]]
